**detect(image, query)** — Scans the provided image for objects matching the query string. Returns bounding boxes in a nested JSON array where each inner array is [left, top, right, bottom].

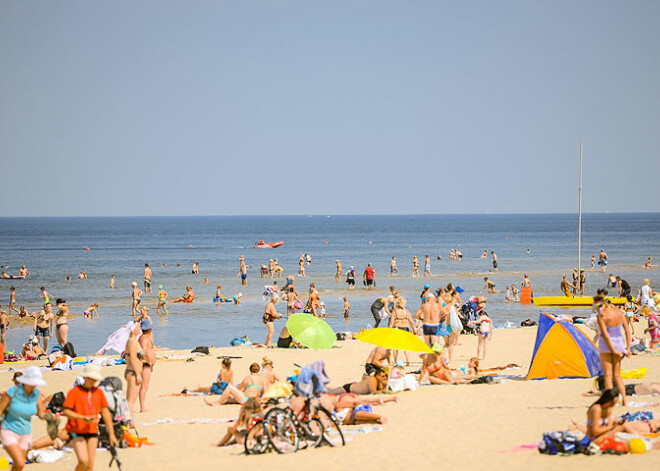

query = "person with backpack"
[[63, 364, 117, 471], [0, 367, 47, 471]]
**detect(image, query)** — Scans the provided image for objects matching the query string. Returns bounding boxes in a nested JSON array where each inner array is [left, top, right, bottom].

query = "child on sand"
[[469, 311, 492, 360]]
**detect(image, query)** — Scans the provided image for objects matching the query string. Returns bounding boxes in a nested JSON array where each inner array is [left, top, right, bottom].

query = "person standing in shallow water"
[[143, 263, 152, 294], [491, 251, 498, 272], [411, 256, 419, 277], [335, 260, 342, 283], [424, 255, 431, 277], [390, 256, 398, 275], [262, 295, 281, 347]]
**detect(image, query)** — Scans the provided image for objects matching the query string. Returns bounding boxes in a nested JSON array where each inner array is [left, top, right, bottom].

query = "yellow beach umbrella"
[[356, 327, 433, 353]]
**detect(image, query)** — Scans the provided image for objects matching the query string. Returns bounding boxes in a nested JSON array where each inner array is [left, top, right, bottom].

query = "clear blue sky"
[[1, 1, 658, 216]]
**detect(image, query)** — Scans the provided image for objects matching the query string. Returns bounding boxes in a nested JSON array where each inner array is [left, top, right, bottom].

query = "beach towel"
[[96, 321, 140, 355], [295, 368, 325, 397]]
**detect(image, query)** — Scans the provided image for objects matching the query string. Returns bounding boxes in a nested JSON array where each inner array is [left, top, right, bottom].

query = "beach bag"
[[191, 346, 210, 355], [51, 355, 73, 371], [538, 431, 592, 455], [449, 308, 462, 333]]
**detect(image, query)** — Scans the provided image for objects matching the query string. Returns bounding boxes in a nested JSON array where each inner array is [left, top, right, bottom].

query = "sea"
[[1, 213, 658, 355]]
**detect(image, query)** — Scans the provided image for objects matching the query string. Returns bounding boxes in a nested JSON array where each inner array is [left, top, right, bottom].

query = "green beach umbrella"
[[286, 314, 336, 349]]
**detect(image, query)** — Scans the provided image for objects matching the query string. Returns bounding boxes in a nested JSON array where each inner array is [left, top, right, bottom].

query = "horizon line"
[[0, 211, 659, 219]]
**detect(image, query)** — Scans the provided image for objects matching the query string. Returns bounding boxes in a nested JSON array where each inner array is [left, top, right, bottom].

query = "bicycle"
[[264, 396, 345, 454]]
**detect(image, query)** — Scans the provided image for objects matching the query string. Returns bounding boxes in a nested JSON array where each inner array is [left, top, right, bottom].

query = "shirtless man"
[[131, 281, 142, 319], [415, 293, 442, 347], [561, 275, 575, 297], [411, 256, 420, 277], [306, 283, 321, 317], [143, 263, 152, 294], [34, 302, 54, 352], [364, 347, 391, 376], [238, 256, 250, 285], [138, 311, 156, 413], [390, 256, 398, 275], [598, 249, 608, 272], [491, 251, 498, 272], [18, 265, 29, 277], [9, 286, 19, 314], [483, 277, 499, 294], [335, 260, 342, 283], [572, 268, 579, 295]]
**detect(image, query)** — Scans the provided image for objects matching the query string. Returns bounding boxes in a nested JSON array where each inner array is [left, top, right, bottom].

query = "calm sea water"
[[1, 214, 658, 354]]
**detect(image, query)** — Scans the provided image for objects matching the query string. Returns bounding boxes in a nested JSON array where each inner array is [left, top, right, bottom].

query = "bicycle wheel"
[[264, 407, 299, 454], [315, 407, 345, 447], [303, 417, 325, 449], [244, 421, 268, 455]]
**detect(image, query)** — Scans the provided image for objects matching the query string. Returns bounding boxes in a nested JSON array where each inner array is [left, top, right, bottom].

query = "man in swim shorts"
[[415, 294, 442, 347], [33, 302, 54, 352], [143, 263, 152, 294], [598, 249, 608, 271], [364, 347, 390, 376]]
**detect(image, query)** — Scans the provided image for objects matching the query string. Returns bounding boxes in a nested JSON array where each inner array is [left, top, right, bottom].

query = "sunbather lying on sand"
[[583, 375, 660, 397], [326, 367, 389, 395]]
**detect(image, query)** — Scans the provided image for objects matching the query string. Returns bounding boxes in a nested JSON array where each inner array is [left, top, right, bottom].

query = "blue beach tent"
[[527, 312, 602, 380]]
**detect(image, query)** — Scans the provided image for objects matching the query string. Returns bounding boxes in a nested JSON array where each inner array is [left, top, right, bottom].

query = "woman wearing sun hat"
[[63, 364, 117, 470], [0, 366, 47, 470]]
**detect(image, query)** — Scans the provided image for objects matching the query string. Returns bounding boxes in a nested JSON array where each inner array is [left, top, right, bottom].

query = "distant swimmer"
[[491, 251, 498, 272], [18, 265, 29, 277], [483, 277, 499, 294], [480, 250, 488, 259], [390, 256, 398, 275], [456, 249, 463, 261], [411, 256, 419, 277], [143, 263, 152, 294], [645, 257, 652, 269], [598, 249, 608, 272], [335, 260, 342, 283], [424, 255, 432, 277], [305, 254, 312, 265], [561, 275, 575, 297], [110, 274, 115, 289]]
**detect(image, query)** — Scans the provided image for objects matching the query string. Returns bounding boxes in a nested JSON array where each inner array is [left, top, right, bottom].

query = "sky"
[[1, 1, 658, 217]]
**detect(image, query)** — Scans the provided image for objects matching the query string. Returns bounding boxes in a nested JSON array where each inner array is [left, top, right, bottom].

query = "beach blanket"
[[160, 392, 209, 397], [139, 417, 236, 426]]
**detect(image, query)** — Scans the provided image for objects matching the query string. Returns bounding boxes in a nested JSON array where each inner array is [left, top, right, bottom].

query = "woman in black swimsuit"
[[388, 297, 416, 366], [55, 299, 69, 345]]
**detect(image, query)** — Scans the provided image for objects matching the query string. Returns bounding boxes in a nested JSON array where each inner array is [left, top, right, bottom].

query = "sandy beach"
[[4, 325, 659, 470]]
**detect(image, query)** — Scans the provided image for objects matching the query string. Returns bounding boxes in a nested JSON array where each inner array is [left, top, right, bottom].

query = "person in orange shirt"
[[63, 364, 117, 471]]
